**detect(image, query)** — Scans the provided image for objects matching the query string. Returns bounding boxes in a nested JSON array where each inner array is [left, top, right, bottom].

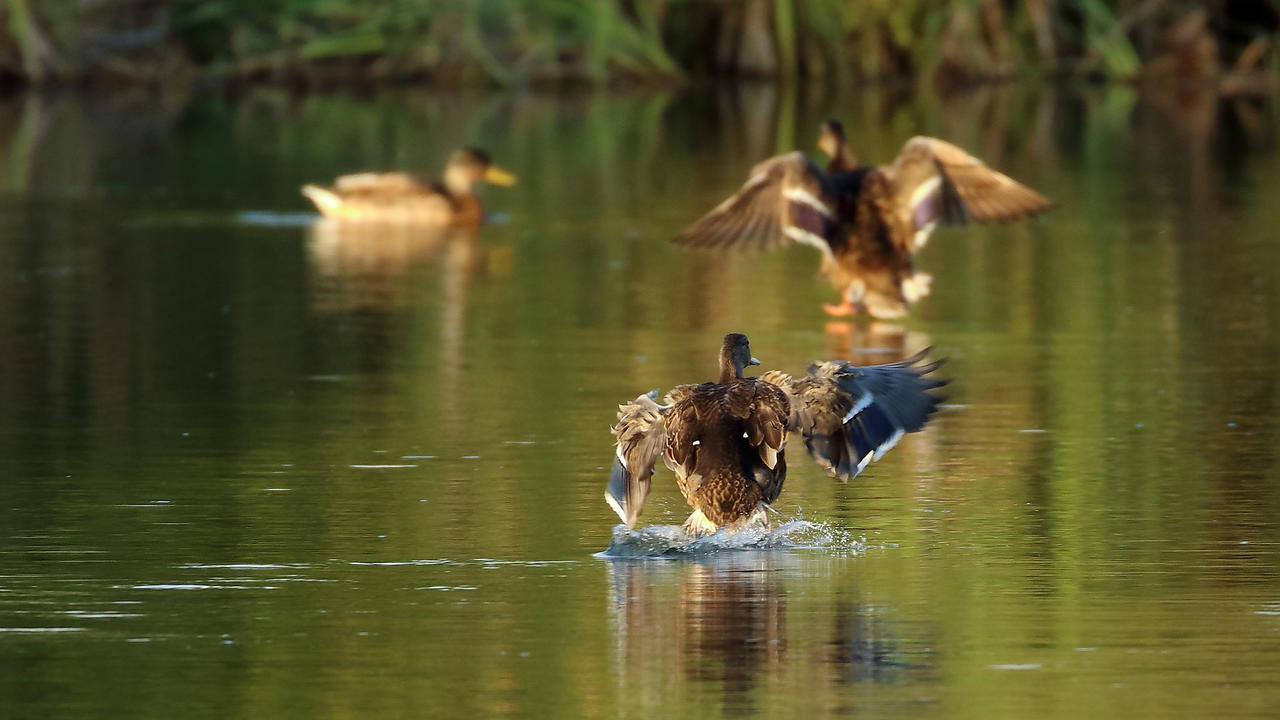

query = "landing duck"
[[606, 333, 946, 535], [301, 148, 516, 225], [674, 121, 1052, 318]]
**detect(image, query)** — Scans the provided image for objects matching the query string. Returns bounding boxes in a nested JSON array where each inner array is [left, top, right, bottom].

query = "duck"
[[301, 148, 516, 225], [606, 332, 946, 535], [674, 121, 1052, 318]]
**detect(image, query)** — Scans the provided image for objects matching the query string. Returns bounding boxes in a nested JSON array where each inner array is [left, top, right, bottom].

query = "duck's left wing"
[[761, 350, 947, 482], [887, 137, 1053, 252], [606, 390, 670, 528]]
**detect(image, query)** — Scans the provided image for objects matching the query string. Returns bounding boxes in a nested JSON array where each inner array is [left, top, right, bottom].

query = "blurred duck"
[[606, 333, 945, 536], [675, 121, 1052, 318], [301, 148, 516, 225]]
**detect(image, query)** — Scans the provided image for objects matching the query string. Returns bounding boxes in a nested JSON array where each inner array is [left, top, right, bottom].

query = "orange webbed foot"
[[822, 301, 857, 317]]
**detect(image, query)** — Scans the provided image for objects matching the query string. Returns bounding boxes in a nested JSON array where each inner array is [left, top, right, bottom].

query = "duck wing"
[[731, 380, 790, 474], [743, 380, 791, 503], [607, 385, 702, 527], [333, 172, 442, 197], [673, 152, 839, 261], [606, 390, 671, 528], [760, 349, 946, 482], [886, 137, 1053, 252]]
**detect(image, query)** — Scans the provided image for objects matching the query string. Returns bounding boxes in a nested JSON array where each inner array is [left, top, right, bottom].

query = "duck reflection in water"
[[307, 221, 491, 314], [606, 555, 786, 705], [306, 221, 507, 418], [606, 555, 931, 710], [679, 558, 786, 691], [822, 319, 933, 367]]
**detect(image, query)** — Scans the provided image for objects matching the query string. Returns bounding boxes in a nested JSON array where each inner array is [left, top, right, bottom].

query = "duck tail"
[[301, 184, 343, 217]]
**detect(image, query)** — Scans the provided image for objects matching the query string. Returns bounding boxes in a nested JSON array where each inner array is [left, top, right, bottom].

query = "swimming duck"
[[674, 121, 1052, 318], [301, 148, 516, 225], [606, 333, 946, 535]]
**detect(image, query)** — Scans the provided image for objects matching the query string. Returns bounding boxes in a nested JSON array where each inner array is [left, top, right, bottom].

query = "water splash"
[[597, 514, 864, 558]]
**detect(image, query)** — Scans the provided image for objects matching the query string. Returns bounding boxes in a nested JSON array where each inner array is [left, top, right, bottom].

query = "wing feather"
[[764, 351, 947, 482], [606, 390, 669, 528], [663, 386, 707, 500], [744, 382, 789, 471], [888, 137, 1052, 251], [675, 153, 836, 258]]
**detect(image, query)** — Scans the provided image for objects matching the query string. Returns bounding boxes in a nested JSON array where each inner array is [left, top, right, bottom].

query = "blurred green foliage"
[[0, 1, 1277, 86]]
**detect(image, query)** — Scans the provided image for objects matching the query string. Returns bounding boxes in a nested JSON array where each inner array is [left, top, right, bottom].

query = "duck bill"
[[484, 165, 518, 187], [749, 357, 761, 366]]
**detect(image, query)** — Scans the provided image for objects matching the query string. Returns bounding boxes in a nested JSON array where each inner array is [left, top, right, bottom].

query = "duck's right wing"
[[673, 152, 838, 261], [606, 390, 671, 528], [761, 349, 947, 482]]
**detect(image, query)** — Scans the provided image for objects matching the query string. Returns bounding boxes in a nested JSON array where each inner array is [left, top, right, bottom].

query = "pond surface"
[[2, 84, 1280, 718]]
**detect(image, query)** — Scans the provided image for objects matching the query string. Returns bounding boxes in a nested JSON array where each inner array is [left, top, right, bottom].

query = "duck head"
[[719, 332, 761, 383], [817, 120, 858, 170], [443, 147, 518, 196]]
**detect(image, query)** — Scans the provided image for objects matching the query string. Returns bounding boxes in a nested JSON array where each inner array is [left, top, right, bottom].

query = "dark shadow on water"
[[827, 599, 934, 686]]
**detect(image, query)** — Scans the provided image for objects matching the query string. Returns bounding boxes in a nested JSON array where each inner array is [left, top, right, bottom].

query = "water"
[[600, 517, 862, 557], [2, 85, 1280, 718]]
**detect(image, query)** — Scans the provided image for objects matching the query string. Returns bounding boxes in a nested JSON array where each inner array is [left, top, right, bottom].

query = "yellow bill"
[[484, 165, 517, 187]]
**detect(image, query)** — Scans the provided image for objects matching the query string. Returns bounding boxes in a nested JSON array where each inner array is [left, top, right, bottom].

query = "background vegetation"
[[1, 0, 1278, 88]]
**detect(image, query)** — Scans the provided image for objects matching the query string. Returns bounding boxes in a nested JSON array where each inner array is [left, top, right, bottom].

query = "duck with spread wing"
[[606, 333, 946, 535], [674, 121, 1052, 318]]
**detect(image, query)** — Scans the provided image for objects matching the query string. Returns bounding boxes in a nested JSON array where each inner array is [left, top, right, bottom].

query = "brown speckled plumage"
[[662, 368, 790, 531]]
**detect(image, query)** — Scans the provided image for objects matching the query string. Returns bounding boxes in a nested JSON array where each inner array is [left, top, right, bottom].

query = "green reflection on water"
[[1, 85, 1280, 719]]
